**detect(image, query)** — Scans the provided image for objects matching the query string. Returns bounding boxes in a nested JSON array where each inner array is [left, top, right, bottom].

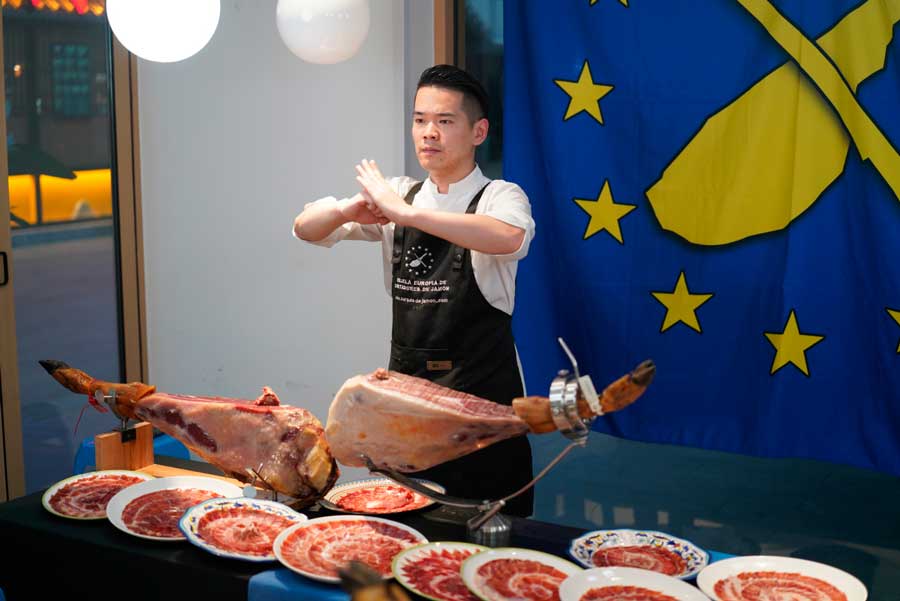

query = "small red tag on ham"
[[49, 474, 146, 518], [580, 586, 679, 601], [714, 571, 848, 601], [591, 545, 687, 576], [122, 488, 224, 538]]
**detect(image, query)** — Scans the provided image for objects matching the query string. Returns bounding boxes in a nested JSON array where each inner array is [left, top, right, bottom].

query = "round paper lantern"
[[107, 0, 221, 63], [276, 0, 370, 65]]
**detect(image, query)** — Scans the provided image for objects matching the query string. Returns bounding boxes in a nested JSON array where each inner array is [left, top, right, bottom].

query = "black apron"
[[388, 181, 534, 517]]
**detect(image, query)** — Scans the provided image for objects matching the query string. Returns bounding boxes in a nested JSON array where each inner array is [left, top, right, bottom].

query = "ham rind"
[[325, 369, 530, 472], [134, 391, 338, 505]]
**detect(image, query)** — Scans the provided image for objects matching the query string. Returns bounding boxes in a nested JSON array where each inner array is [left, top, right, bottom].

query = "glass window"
[[3, 0, 123, 493], [460, 0, 503, 179]]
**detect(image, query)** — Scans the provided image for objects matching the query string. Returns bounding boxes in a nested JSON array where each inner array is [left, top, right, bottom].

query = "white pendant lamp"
[[107, 0, 221, 63], [276, 0, 371, 65]]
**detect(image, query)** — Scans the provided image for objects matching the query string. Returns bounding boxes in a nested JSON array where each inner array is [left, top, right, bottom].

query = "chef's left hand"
[[355, 159, 413, 225]]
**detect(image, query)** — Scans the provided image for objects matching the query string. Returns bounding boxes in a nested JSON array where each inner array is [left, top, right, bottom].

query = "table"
[[0, 458, 730, 601]]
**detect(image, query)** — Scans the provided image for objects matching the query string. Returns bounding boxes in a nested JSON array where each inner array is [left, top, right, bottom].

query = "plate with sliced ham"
[[559, 567, 712, 601], [696, 555, 867, 601], [569, 529, 708, 580], [106, 475, 243, 541], [392, 541, 487, 601], [179, 497, 307, 561], [273, 515, 428, 583], [42, 470, 154, 520], [460, 547, 583, 601], [321, 477, 445, 515]]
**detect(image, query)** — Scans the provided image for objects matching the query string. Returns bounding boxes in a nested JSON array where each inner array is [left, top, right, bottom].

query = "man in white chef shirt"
[[293, 64, 535, 517]]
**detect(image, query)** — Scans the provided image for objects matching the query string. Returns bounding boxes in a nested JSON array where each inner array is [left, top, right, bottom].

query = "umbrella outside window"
[[7, 142, 76, 226]]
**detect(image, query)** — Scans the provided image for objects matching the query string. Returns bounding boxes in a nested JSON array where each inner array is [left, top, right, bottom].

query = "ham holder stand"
[[363, 338, 600, 547], [91, 388, 155, 471]]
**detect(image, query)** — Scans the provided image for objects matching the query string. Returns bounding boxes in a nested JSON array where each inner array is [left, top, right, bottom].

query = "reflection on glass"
[[3, 1, 121, 493], [463, 0, 503, 179]]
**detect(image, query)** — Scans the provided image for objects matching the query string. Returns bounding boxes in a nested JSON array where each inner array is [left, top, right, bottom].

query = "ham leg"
[[325, 363, 654, 472], [325, 369, 530, 472], [40, 360, 338, 506]]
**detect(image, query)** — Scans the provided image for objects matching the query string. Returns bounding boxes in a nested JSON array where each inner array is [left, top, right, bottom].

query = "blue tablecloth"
[[247, 550, 737, 601]]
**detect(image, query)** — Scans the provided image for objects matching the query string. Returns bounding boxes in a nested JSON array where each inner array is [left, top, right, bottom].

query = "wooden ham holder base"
[[94, 421, 244, 486]]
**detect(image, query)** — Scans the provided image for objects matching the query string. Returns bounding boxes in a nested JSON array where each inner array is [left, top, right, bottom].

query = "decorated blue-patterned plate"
[[569, 529, 708, 580], [179, 497, 307, 561]]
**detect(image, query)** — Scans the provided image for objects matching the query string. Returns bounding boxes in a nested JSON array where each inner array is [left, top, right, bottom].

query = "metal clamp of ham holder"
[[363, 337, 601, 547], [93, 389, 138, 443]]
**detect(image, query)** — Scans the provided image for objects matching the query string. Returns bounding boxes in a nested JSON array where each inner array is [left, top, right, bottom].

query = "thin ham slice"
[[714, 571, 848, 601], [325, 369, 530, 472], [197, 507, 297, 557], [400, 548, 481, 601], [580, 586, 679, 601], [591, 545, 687, 576], [122, 488, 223, 538], [474, 558, 568, 601], [48, 473, 147, 518]]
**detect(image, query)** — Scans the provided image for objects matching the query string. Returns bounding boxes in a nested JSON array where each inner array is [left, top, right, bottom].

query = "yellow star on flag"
[[887, 308, 900, 353], [651, 271, 713, 333], [764, 310, 824, 376], [590, 0, 629, 6], [574, 181, 636, 242], [554, 61, 614, 124]]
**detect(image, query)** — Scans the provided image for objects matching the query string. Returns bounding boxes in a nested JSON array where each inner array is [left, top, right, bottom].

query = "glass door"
[[2, 0, 132, 495]]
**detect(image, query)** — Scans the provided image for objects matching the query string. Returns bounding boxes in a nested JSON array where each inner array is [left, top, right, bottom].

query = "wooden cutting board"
[[137, 463, 246, 487]]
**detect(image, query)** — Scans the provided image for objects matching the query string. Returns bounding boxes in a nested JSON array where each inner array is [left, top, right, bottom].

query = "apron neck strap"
[[450, 182, 491, 270], [392, 181, 424, 265], [391, 180, 492, 271]]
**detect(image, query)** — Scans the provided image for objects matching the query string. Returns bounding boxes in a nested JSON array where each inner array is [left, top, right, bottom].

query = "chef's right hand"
[[339, 194, 390, 225]]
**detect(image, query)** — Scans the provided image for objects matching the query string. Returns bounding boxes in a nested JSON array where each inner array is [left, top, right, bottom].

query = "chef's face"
[[412, 86, 488, 180]]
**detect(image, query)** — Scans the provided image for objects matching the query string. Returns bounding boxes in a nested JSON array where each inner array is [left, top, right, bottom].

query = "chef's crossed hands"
[[339, 193, 389, 226], [355, 159, 414, 226]]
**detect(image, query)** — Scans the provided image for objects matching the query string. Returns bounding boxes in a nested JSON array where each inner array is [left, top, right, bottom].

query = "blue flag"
[[505, 0, 900, 474]]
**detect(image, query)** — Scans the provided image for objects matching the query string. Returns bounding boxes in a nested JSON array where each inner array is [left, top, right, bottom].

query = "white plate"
[[560, 567, 712, 601], [42, 470, 154, 520], [460, 547, 583, 601], [697, 555, 867, 601], [178, 497, 307, 561], [321, 477, 445, 515], [273, 515, 428, 583], [569, 529, 708, 579], [392, 541, 487, 601], [106, 475, 243, 541]]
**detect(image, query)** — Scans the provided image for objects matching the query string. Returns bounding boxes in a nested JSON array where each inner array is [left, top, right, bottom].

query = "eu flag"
[[505, 0, 900, 474]]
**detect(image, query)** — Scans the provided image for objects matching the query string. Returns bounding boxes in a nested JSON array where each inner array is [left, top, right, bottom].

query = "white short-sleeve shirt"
[[296, 165, 535, 315]]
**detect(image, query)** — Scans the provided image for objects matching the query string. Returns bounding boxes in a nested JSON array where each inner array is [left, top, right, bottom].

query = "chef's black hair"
[[416, 64, 489, 124]]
